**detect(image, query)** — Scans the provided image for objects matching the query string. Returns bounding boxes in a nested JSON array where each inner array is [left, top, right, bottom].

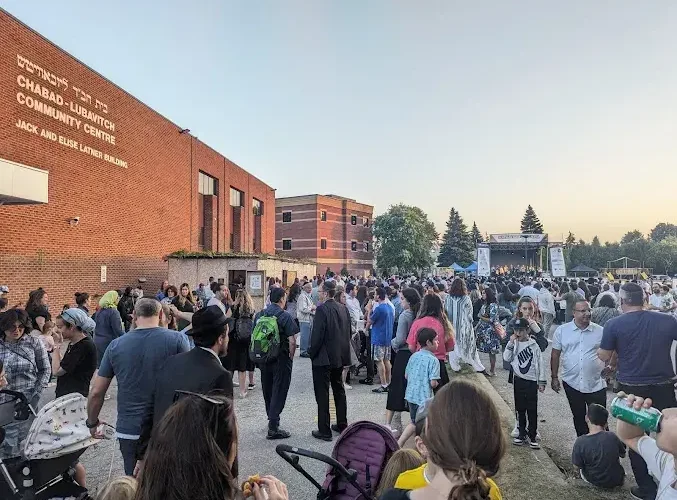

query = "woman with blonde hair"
[[172, 283, 195, 331], [98, 476, 137, 500], [94, 290, 124, 367], [225, 288, 257, 398], [375, 449, 425, 498]]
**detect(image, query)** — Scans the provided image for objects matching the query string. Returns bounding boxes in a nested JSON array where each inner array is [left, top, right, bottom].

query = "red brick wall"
[[0, 11, 276, 309], [275, 197, 374, 275]]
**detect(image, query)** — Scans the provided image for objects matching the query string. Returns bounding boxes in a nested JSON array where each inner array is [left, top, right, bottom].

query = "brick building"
[[0, 9, 276, 309], [275, 195, 374, 276]]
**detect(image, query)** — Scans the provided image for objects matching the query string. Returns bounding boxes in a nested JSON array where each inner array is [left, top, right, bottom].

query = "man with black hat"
[[308, 280, 350, 441], [134, 305, 233, 472]]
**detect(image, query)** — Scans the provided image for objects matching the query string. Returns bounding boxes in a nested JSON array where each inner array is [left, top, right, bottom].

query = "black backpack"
[[235, 315, 254, 343]]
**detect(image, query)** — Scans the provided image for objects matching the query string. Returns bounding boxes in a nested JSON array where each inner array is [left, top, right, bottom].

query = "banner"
[[549, 245, 566, 277], [489, 233, 547, 244], [477, 244, 491, 277]]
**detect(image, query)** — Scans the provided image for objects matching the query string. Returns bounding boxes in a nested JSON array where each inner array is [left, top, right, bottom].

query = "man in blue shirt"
[[255, 287, 299, 439], [369, 288, 394, 394], [598, 282, 677, 500], [87, 298, 190, 475]]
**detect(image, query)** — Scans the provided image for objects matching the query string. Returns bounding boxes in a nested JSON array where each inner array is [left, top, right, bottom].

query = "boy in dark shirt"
[[572, 404, 626, 489]]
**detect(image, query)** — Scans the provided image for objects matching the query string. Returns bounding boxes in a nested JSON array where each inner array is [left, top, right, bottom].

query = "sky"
[[4, 1, 677, 242]]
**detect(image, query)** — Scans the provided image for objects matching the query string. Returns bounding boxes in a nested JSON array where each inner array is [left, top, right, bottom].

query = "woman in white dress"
[[445, 278, 486, 373]]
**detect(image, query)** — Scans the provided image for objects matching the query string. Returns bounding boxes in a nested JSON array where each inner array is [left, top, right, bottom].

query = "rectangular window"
[[363, 241, 369, 252], [351, 241, 357, 252], [320, 210, 327, 222], [321, 238, 327, 250], [282, 239, 292, 250], [230, 187, 244, 207], [253, 198, 263, 216], [363, 216, 369, 227], [282, 211, 292, 223], [199, 172, 216, 195], [351, 215, 357, 225]]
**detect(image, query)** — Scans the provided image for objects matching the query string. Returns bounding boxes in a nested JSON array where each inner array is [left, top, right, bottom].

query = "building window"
[[199, 172, 216, 195], [363, 241, 369, 252], [321, 238, 327, 250], [230, 187, 244, 207], [351, 241, 357, 252], [282, 211, 292, 223], [320, 210, 327, 221], [351, 215, 357, 225], [253, 198, 263, 216], [282, 239, 292, 250], [362, 216, 369, 227]]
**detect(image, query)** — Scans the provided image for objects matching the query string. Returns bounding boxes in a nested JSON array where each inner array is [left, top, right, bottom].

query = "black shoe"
[[299, 352, 310, 358], [312, 430, 333, 441], [267, 428, 291, 440], [372, 385, 388, 393], [359, 378, 374, 385], [331, 424, 347, 433], [630, 486, 655, 500]]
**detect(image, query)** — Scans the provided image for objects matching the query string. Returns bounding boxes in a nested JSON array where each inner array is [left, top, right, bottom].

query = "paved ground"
[[479, 325, 633, 499], [33, 327, 638, 499], [40, 355, 394, 498]]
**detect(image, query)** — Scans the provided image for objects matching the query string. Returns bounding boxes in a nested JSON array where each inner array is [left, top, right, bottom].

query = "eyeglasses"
[[7, 324, 25, 333], [573, 309, 591, 313], [172, 390, 225, 405]]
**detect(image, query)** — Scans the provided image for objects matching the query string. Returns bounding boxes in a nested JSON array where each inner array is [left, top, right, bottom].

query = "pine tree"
[[520, 205, 544, 234], [438, 208, 474, 267], [471, 221, 483, 244]]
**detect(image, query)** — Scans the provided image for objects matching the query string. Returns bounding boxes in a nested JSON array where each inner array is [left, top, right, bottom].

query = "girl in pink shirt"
[[407, 294, 455, 390]]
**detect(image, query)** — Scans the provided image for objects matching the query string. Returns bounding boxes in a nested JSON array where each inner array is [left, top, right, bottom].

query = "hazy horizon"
[[4, 1, 677, 241]]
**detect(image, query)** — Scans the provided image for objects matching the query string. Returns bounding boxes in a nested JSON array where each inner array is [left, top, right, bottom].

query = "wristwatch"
[[85, 418, 100, 429]]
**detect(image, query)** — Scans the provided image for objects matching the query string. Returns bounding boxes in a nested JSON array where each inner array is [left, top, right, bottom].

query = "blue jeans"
[[299, 321, 311, 354], [119, 438, 138, 476]]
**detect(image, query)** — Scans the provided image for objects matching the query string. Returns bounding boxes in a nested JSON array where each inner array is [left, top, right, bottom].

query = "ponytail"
[[448, 460, 491, 500]]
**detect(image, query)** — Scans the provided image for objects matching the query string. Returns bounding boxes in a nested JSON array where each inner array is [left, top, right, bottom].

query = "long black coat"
[[308, 299, 351, 368]]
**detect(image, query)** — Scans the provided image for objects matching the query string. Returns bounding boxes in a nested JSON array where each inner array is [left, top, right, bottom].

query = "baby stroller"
[[276, 420, 399, 500], [0, 390, 100, 499]]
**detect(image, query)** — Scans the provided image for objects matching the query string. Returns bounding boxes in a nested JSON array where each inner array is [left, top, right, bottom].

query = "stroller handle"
[[276, 444, 355, 477]]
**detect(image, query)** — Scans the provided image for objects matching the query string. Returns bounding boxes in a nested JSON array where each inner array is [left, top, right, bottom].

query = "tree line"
[[372, 202, 677, 276]]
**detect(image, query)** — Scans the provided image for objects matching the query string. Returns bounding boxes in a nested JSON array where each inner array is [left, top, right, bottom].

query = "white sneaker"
[[386, 425, 400, 438], [510, 424, 520, 438], [344, 383, 352, 390], [233, 381, 240, 387]]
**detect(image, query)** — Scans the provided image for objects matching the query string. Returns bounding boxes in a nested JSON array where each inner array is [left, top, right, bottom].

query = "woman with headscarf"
[[446, 278, 486, 374], [53, 308, 97, 398], [94, 291, 124, 368]]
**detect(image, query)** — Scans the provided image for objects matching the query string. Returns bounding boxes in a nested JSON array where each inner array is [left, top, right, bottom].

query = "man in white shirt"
[[207, 283, 231, 317], [345, 283, 363, 326], [551, 297, 607, 437], [536, 282, 556, 337], [518, 281, 540, 302], [616, 394, 677, 500]]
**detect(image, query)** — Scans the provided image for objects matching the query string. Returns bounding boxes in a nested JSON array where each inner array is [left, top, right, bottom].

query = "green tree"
[[438, 208, 474, 267], [520, 205, 544, 234], [471, 221, 483, 244], [648, 236, 677, 274], [650, 223, 677, 242], [372, 204, 438, 274], [620, 230, 644, 244]]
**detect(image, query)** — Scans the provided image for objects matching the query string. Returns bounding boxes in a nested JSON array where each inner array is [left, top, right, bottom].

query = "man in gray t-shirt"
[[86, 298, 189, 475]]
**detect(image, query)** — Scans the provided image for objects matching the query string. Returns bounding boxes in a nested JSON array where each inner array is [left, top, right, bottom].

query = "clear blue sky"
[[5, 1, 677, 242]]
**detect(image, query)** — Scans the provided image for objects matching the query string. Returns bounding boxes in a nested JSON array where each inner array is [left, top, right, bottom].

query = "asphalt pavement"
[[40, 355, 393, 498]]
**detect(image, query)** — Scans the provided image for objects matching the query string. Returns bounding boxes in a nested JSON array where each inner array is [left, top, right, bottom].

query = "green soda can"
[[610, 393, 662, 433]]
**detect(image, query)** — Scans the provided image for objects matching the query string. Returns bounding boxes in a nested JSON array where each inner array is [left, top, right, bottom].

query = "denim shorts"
[[408, 403, 419, 424], [372, 345, 391, 362]]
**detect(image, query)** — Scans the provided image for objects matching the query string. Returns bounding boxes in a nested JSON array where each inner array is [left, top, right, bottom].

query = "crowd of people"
[[1, 270, 677, 499]]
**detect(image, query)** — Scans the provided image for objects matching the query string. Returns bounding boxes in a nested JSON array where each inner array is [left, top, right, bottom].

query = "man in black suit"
[[135, 305, 233, 471], [308, 280, 350, 441]]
